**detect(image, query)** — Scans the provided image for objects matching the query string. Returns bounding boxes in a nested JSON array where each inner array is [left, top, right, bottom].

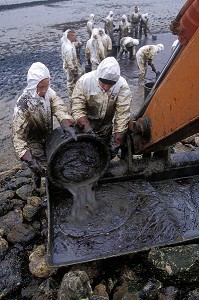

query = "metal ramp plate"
[[47, 175, 199, 267]]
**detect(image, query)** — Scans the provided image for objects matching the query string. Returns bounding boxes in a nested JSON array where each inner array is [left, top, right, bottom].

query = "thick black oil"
[[48, 176, 199, 266]]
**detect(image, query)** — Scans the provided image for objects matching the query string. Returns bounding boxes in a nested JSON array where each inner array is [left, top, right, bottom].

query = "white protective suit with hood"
[[71, 57, 132, 144], [99, 28, 112, 57], [87, 14, 95, 37], [117, 37, 139, 60], [61, 30, 84, 102], [13, 62, 73, 159], [104, 11, 114, 42], [85, 28, 105, 71], [136, 44, 164, 84], [119, 14, 131, 41]]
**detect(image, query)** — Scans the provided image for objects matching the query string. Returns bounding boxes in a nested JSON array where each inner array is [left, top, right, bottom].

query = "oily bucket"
[[144, 81, 155, 99], [45, 127, 110, 189]]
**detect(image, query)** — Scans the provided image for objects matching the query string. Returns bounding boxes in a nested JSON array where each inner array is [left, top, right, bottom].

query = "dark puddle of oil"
[[48, 175, 199, 266]]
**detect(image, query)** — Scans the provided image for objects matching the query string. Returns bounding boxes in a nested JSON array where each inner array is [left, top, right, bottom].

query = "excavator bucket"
[[46, 153, 199, 267]]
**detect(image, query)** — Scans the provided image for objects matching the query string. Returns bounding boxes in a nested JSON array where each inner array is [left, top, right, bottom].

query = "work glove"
[[61, 119, 77, 141], [21, 150, 45, 176], [77, 116, 96, 136], [110, 132, 125, 159]]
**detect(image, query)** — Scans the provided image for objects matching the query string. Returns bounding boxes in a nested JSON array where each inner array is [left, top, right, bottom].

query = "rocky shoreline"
[[1, 0, 199, 299]]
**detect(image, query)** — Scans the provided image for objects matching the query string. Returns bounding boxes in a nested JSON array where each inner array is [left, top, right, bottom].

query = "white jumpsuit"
[[71, 57, 132, 144]]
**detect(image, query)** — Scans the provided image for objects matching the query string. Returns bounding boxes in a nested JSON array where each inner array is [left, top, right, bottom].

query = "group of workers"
[[12, 6, 166, 181]]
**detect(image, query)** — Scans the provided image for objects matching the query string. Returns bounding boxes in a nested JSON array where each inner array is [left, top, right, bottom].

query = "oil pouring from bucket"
[[45, 127, 110, 226]]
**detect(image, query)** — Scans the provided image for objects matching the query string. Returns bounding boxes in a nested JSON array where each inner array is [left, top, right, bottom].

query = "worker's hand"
[[77, 116, 95, 137], [21, 150, 45, 176], [61, 119, 77, 141], [110, 132, 125, 159]]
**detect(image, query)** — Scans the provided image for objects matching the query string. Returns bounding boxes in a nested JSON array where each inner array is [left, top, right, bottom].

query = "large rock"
[[57, 270, 93, 300], [148, 244, 199, 283], [29, 245, 57, 278]]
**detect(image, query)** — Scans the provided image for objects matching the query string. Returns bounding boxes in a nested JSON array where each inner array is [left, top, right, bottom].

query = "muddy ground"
[[0, 0, 185, 172]]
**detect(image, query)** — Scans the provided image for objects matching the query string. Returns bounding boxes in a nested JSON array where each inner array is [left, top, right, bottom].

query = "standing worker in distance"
[[61, 29, 84, 110]]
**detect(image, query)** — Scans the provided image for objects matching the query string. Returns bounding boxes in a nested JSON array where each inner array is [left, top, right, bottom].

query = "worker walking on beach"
[[136, 44, 164, 86], [87, 14, 95, 38], [61, 29, 84, 109], [85, 28, 105, 71], [99, 28, 112, 57], [130, 5, 141, 38]]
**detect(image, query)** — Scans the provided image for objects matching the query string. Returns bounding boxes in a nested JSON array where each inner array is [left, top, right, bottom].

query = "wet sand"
[[0, 0, 184, 172]]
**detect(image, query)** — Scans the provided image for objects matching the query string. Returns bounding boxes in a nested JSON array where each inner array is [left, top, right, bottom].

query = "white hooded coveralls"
[[61, 30, 84, 101], [13, 62, 73, 159], [99, 28, 112, 57], [85, 28, 105, 71], [71, 57, 132, 142], [136, 44, 164, 82], [87, 14, 95, 38]]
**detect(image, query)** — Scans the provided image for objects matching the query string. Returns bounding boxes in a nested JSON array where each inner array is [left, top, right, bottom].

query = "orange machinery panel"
[[139, 28, 199, 152]]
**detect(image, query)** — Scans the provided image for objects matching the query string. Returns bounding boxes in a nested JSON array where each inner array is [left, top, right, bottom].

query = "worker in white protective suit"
[[71, 57, 132, 159], [104, 11, 115, 43], [13, 62, 76, 177], [85, 28, 105, 71], [118, 14, 131, 41], [136, 44, 164, 86], [61, 29, 84, 109], [99, 28, 112, 57], [130, 5, 141, 38], [117, 36, 139, 61], [139, 13, 150, 39], [87, 14, 95, 38]]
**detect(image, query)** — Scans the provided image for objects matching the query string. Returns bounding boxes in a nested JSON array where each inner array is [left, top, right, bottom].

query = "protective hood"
[[106, 11, 113, 21], [121, 14, 128, 23], [96, 57, 120, 83], [89, 13, 95, 21], [61, 29, 71, 45], [25, 62, 50, 98], [156, 44, 164, 52], [91, 28, 100, 39]]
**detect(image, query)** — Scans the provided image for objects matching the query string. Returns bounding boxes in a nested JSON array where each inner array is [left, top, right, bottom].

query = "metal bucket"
[[45, 127, 110, 189], [144, 81, 155, 99]]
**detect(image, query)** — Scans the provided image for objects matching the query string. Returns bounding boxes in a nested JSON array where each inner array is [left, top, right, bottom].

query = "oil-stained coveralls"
[[118, 14, 131, 41], [61, 30, 84, 107], [87, 14, 95, 38], [71, 57, 132, 158], [130, 6, 141, 38], [139, 13, 150, 39], [117, 37, 139, 61], [85, 28, 105, 71], [136, 44, 164, 85], [13, 62, 76, 176], [99, 28, 112, 57], [104, 11, 115, 43]]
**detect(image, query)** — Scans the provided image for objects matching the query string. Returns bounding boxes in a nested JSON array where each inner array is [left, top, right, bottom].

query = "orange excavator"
[[129, 0, 199, 155], [46, 0, 199, 267]]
